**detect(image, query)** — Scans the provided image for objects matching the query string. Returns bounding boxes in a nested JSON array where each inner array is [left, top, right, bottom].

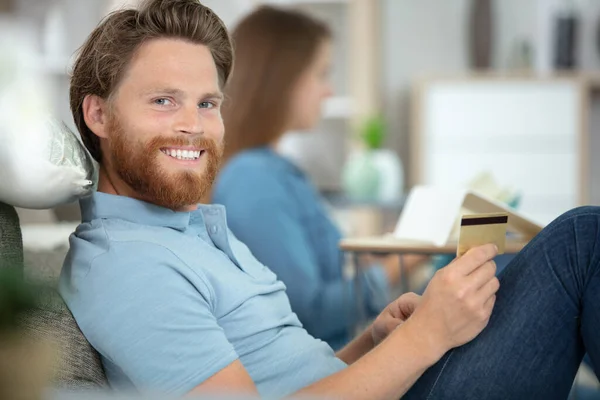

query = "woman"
[[213, 6, 409, 349]]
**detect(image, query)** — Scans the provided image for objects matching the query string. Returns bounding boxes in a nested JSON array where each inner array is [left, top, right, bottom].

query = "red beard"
[[107, 116, 223, 210]]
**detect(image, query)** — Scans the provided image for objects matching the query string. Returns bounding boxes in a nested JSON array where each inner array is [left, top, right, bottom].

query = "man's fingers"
[[396, 292, 421, 319], [480, 279, 500, 305], [483, 293, 496, 314], [399, 292, 421, 305], [467, 260, 497, 289], [386, 318, 403, 333], [454, 244, 498, 275]]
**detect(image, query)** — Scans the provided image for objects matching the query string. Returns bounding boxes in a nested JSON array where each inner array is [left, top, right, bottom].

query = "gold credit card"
[[457, 213, 508, 257]]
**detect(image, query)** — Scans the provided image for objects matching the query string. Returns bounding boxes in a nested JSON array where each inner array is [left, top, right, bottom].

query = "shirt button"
[[210, 225, 219, 234]]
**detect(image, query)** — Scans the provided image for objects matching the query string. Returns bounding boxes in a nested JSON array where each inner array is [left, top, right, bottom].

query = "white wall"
[[199, 0, 253, 28], [381, 0, 600, 201], [380, 0, 470, 175]]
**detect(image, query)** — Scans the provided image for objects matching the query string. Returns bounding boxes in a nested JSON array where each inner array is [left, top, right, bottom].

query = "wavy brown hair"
[[222, 6, 331, 161], [70, 0, 233, 163]]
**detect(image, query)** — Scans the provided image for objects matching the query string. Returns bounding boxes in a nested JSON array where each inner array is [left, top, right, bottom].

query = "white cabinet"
[[410, 76, 588, 225]]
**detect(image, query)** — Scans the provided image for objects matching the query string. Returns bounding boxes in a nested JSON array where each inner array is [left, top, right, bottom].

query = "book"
[[393, 185, 544, 247]]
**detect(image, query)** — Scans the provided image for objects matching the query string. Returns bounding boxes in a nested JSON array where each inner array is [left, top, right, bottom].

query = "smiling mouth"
[[160, 148, 205, 161]]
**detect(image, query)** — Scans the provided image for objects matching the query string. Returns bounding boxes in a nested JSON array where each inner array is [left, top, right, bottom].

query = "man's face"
[[103, 38, 224, 210]]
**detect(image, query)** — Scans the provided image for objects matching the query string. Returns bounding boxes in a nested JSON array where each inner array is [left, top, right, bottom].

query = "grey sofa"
[[0, 201, 107, 389]]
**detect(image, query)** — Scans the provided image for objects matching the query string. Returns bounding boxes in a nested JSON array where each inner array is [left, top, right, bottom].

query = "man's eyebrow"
[[204, 91, 224, 100], [141, 88, 223, 100], [141, 88, 185, 97]]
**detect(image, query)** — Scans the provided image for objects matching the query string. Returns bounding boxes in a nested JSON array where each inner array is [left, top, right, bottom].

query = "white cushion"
[[0, 31, 96, 209]]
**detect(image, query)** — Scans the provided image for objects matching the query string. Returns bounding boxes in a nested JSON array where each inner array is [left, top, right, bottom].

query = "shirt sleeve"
[[66, 241, 239, 396]]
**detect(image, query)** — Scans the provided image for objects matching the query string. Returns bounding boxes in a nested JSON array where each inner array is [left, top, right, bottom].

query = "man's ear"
[[82, 94, 110, 139]]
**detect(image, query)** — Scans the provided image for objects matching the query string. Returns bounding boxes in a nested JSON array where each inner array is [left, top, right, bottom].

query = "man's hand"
[[371, 292, 421, 345], [403, 244, 500, 358]]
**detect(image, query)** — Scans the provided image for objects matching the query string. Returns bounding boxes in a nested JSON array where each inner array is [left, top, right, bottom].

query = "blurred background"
[[4, 0, 600, 240], [2, 0, 600, 397]]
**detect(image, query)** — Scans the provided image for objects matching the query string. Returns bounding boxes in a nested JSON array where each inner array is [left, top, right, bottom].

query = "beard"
[[106, 115, 223, 210]]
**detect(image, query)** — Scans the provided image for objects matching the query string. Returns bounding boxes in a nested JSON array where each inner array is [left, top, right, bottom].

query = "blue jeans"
[[404, 206, 600, 399]]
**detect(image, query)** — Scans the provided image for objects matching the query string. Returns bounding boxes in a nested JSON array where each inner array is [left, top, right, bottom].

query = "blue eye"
[[154, 98, 173, 106], [199, 101, 215, 109]]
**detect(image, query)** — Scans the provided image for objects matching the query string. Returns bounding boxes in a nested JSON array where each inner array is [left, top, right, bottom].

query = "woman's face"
[[287, 40, 333, 131]]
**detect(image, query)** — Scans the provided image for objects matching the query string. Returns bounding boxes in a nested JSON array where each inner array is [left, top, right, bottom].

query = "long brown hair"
[[222, 6, 331, 161], [70, 0, 233, 163]]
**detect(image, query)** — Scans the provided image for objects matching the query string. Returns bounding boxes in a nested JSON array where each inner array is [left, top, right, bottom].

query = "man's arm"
[[336, 291, 424, 365], [335, 326, 375, 365], [189, 322, 440, 399], [188, 245, 500, 399], [297, 321, 441, 399], [189, 360, 258, 396]]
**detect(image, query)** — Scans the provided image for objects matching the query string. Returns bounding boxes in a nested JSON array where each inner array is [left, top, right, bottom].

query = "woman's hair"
[[222, 6, 331, 161], [70, 0, 233, 163]]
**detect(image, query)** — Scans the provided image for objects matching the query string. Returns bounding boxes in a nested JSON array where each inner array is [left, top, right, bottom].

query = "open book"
[[393, 186, 544, 247]]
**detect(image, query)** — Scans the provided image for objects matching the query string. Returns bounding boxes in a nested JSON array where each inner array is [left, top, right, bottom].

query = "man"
[[60, 0, 600, 398]]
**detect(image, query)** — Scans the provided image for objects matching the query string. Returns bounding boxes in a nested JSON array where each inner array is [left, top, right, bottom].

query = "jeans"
[[404, 206, 600, 399]]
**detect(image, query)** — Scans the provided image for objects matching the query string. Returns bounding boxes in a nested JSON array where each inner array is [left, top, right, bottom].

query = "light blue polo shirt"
[[59, 192, 346, 397], [214, 147, 389, 350]]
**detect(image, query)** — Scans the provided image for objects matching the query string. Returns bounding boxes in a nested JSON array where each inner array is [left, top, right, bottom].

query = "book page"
[[394, 186, 467, 247]]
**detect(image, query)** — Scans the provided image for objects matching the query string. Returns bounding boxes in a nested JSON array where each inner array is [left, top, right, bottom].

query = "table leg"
[[398, 253, 409, 294], [352, 252, 367, 337]]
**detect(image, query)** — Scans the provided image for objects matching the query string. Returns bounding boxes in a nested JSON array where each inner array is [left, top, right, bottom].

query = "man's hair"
[[70, 0, 233, 163], [222, 6, 331, 162]]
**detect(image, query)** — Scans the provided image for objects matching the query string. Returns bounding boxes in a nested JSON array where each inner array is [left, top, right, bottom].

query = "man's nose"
[[175, 105, 203, 135]]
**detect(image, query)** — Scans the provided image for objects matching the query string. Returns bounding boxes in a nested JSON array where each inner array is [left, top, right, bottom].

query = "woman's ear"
[[82, 94, 110, 139]]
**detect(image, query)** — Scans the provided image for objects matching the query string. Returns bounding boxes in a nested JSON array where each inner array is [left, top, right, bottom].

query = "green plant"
[[360, 115, 386, 150], [0, 268, 37, 333]]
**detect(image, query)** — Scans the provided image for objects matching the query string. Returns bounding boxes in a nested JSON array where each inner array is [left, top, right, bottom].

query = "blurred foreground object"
[[0, 268, 54, 400], [0, 23, 96, 209], [0, 202, 23, 270], [1, 202, 108, 392]]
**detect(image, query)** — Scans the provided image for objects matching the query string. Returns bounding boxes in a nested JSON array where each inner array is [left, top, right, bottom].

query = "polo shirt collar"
[[80, 192, 192, 231]]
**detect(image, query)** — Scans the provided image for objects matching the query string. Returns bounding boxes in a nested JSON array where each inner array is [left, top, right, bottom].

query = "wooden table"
[[341, 237, 528, 290], [340, 236, 528, 255]]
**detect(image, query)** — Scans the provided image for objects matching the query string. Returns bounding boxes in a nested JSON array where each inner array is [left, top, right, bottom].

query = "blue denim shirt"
[[213, 147, 390, 349]]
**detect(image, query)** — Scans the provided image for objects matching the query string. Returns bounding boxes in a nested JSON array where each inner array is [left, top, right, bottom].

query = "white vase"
[[342, 151, 381, 202], [370, 149, 404, 203]]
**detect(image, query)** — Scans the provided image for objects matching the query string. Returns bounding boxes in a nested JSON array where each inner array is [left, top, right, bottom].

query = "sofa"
[[0, 201, 108, 390]]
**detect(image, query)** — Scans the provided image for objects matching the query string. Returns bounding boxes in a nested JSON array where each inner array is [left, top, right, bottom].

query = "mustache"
[[147, 136, 220, 151]]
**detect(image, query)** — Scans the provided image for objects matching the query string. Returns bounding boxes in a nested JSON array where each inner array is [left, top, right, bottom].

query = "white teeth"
[[161, 148, 202, 160]]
